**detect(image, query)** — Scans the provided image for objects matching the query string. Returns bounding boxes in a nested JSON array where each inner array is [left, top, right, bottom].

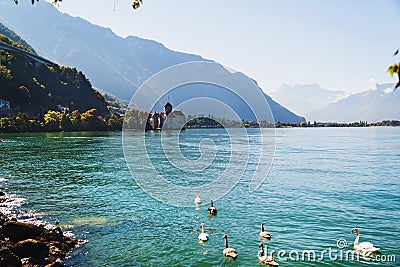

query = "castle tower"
[[164, 102, 172, 116]]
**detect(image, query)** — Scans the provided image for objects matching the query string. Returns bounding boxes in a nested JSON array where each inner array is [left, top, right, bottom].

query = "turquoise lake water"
[[0, 127, 399, 266]]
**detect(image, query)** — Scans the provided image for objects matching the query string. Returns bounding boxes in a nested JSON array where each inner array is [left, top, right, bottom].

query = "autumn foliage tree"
[[2, 109, 124, 133], [43, 110, 63, 131]]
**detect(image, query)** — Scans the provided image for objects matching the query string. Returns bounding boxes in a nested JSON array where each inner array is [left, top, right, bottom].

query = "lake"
[[0, 127, 399, 266]]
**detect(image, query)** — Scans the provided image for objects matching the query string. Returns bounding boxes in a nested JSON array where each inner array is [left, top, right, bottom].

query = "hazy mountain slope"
[[308, 84, 399, 122], [0, 0, 305, 123], [0, 22, 37, 55], [271, 83, 348, 118]]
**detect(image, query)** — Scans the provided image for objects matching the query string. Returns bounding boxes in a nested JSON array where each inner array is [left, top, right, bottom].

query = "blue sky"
[[48, 0, 400, 93]]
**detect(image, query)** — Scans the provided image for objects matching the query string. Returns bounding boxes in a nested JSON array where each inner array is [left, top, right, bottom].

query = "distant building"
[[146, 102, 186, 130], [0, 99, 10, 110], [56, 104, 70, 114], [163, 110, 186, 130], [153, 112, 160, 129]]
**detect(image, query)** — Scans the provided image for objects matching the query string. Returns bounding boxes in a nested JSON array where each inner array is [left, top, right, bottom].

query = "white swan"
[[259, 223, 271, 239], [258, 242, 279, 266], [351, 228, 380, 256], [222, 234, 238, 259], [194, 189, 202, 205], [198, 223, 209, 242], [208, 200, 217, 216]]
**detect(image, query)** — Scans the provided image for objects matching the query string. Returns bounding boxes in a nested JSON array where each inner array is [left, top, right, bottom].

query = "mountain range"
[[307, 83, 399, 122], [0, 0, 305, 123], [271, 83, 349, 118], [272, 83, 399, 122]]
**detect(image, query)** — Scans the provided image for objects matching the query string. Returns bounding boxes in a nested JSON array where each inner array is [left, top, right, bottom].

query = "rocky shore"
[[0, 191, 78, 267]]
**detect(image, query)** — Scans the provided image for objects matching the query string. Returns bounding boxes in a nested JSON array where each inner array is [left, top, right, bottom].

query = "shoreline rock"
[[0, 193, 78, 267]]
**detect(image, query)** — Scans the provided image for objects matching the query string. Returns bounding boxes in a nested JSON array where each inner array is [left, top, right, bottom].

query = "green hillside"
[[0, 33, 110, 117]]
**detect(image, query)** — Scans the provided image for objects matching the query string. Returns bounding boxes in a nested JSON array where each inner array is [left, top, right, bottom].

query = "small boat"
[[0, 139, 4, 142]]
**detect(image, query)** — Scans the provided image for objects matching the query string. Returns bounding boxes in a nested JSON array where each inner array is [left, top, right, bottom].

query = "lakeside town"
[[0, 97, 399, 134]]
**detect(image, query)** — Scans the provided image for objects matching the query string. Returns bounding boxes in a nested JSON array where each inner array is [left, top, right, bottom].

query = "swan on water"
[[351, 228, 380, 256], [259, 223, 271, 239], [198, 223, 209, 242], [208, 200, 217, 216], [258, 242, 279, 266], [194, 189, 202, 205], [222, 234, 238, 259]]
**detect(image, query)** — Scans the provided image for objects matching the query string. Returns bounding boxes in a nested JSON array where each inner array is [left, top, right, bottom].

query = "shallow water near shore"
[[0, 128, 399, 266]]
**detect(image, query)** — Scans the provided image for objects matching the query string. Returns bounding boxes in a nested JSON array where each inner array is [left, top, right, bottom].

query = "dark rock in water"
[[0, 212, 8, 225], [20, 256, 39, 266], [37, 230, 64, 247], [0, 191, 5, 196], [47, 241, 63, 260], [38, 229, 77, 259], [2, 221, 44, 242], [45, 261, 68, 267], [13, 239, 49, 260], [0, 191, 78, 267], [0, 240, 13, 250], [0, 247, 22, 267]]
